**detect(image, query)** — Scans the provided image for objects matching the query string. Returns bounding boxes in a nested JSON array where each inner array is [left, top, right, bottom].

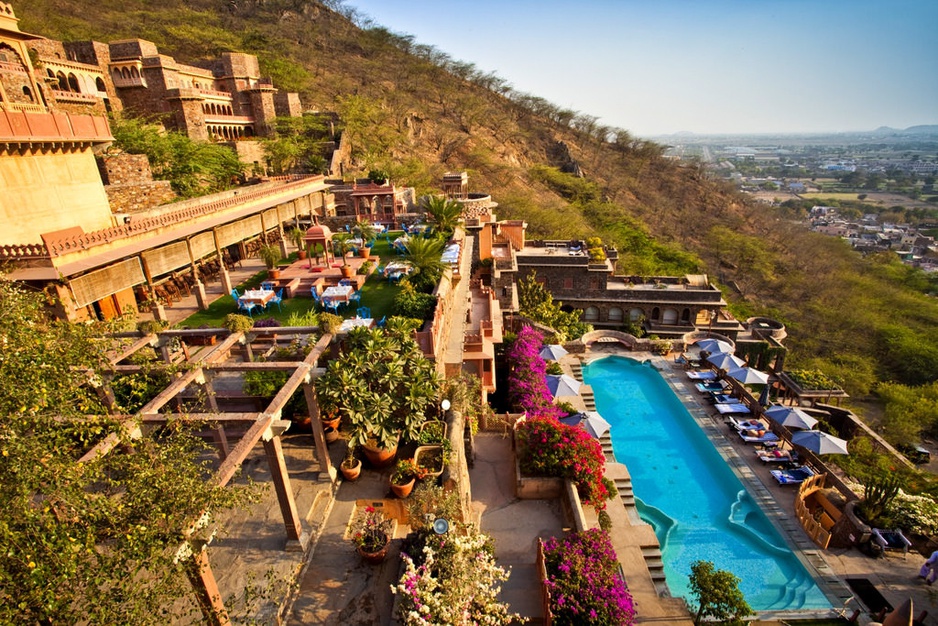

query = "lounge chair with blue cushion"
[[756, 448, 800, 464], [715, 402, 752, 415], [686, 370, 718, 381], [770, 465, 816, 485]]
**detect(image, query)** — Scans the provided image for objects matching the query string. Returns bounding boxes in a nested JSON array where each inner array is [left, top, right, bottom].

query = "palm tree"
[[404, 236, 447, 291], [422, 195, 462, 236]]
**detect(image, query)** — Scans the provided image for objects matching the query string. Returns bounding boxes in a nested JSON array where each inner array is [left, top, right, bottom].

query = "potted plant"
[[332, 235, 356, 278], [258, 243, 283, 280], [351, 505, 393, 564], [353, 220, 379, 257], [316, 326, 442, 469], [389, 458, 423, 498], [340, 446, 362, 481], [288, 228, 308, 260]]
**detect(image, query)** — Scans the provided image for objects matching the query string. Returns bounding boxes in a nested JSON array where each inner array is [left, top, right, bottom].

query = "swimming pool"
[[583, 355, 831, 611]]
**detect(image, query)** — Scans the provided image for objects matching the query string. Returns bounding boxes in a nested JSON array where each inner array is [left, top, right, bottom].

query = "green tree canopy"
[[688, 560, 752, 626], [109, 115, 242, 197]]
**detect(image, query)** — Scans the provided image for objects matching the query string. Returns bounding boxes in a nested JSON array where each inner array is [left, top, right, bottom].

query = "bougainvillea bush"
[[543, 529, 635, 625], [393, 527, 519, 625], [507, 326, 564, 420], [516, 416, 609, 508]]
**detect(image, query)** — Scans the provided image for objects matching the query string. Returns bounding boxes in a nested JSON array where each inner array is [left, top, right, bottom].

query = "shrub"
[[253, 317, 282, 328], [394, 284, 437, 320], [516, 416, 609, 508], [507, 326, 565, 420], [224, 313, 254, 333], [542, 529, 635, 625]]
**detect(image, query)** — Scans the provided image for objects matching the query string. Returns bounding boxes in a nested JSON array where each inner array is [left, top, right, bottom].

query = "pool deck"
[[566, 344, 937, 625]]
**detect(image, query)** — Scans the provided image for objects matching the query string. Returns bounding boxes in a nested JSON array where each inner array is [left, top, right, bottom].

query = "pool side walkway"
[[569, 344, 937, 625]]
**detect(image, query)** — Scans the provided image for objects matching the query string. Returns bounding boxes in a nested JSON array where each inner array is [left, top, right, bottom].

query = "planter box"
[[515, 455, 564, 500]]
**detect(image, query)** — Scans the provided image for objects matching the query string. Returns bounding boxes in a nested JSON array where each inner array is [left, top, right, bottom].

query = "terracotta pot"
[[390, 476, 415, 498], [419, 420, 448, 443], [298, 250, 308, 260], [321, 415, 341, 430], [324, 426, 339, 443], [362, 440, 398, 469], [359, 246, 370, 258], [341, 264, 355, 279], [357, 532, 390, 564], [340, 458, 362, 481], [269, 268, 282, 280]]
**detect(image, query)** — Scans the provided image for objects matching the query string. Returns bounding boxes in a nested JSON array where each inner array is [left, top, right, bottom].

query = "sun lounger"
[[738, 429, 779, 444], [687, 370, 717, 380], [726, 417, 767, 432], [710, 393, 738, 404], [695, 381, 726, 393], [715, 402, 751, 415], [770, 465, 816, 485], [756, 449, 799, 464], [872, 528, 911, 557]]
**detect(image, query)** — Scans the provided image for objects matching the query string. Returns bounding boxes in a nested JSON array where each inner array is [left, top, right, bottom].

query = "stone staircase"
[[641, 545, 669, 595]]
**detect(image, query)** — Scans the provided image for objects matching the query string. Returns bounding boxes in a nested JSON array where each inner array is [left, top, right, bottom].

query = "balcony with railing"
[[112, 75, 147, 88], [51, 90, 100, 104]]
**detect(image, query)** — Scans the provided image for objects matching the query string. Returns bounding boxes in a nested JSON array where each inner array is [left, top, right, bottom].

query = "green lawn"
[[176, 233, 408, 328]]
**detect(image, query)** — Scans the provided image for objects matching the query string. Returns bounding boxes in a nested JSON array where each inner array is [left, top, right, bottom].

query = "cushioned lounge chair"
[[756, 449, 799, 464], [687, 370, 718, 381], [715, 402, 751, 415], [726, 417, 767, 432], [770, 465, 816, 485], [738, 429, 779, 444], [695, 381, 727, 393]]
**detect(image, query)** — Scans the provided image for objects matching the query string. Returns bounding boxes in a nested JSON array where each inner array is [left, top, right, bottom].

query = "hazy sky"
[[347, 0, 938, 137]]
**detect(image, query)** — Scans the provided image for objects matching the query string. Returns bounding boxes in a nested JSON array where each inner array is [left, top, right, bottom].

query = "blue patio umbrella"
[[706, 352, 746, 370], [791, 430, 849, 455], [764, 405, 818, 430], [695, 338, 733, 354], [539, 344, 569, 362], [545, 374, 581, 398], [726, 366, 770, 385]]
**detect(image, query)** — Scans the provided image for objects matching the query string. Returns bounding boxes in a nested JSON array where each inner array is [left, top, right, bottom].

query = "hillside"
[[16, 1, 938, 408]]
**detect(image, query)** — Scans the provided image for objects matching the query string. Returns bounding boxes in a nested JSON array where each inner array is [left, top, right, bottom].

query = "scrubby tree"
[[688, 560, 751, 626], [0, 278, 254, 624]]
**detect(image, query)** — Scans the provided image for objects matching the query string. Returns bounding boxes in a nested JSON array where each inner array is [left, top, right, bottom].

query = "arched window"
[[95, 77, 106, 92], [22, 86, 32, 99], [608, 307, 623, 322], [130, 67, 140, 79], [67, 73, 79, 92], [56, 71, 68, 91], [651, 307, 660, 321], [584, 306, 599, 322], [629, 308, 644, 322], [681, 308, 691, 322], [661, 308, 679, 324], [121, 68, 130, 80], [47, 68, 56, 79]]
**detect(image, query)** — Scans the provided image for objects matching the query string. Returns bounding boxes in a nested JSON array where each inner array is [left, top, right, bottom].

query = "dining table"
[[239, 288, 275, 308], [321, 284, 354, 306], [338, 317, 374, 332]]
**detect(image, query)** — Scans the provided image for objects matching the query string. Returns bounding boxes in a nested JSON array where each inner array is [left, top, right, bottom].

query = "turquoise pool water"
[[583, 355, 831, 611]]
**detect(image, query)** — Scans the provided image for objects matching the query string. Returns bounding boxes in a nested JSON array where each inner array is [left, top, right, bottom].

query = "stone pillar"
[[194, 281, 209, 310], [220, 268, 234, 297]]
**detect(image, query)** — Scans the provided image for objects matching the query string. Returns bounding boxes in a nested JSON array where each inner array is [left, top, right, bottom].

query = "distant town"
[[658, 129, 938, 275]]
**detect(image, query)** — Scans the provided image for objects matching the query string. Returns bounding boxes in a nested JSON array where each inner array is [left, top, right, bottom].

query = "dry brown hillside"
[[16, 0, 938, 396]]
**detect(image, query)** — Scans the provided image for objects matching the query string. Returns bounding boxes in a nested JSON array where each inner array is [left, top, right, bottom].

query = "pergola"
[[85, 326, 337, 624]]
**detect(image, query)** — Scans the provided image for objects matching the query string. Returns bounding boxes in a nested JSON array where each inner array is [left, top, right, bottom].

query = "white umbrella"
[[539, 344, 569, 361], [726, 366, 770, 385], [561, 411, 611, 439], [707, 352, 746, 370], [791, 430, 850, 455], [764, 405, 818, 430], [696, 338, 733, 354], [545, 374, 581, 398]]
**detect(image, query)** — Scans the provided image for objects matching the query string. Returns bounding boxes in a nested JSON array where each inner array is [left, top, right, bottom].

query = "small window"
[[608, 307, 623, 322], [563, 277, 573, 290], [584, 306, 599, 321]]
